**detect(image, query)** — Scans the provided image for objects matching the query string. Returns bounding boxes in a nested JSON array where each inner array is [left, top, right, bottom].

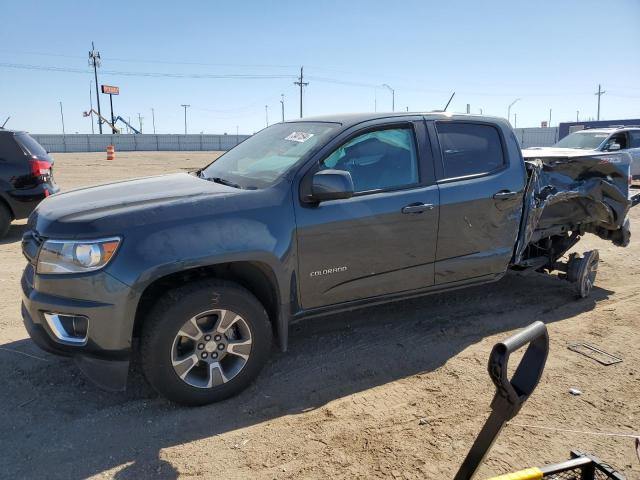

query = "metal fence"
[[30, 134, 251, 153], [513, 127, 559, 148], [34, 129, 559, 153]]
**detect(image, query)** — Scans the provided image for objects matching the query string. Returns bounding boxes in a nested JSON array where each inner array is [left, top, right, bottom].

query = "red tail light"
[[30, 157, 51, 177]]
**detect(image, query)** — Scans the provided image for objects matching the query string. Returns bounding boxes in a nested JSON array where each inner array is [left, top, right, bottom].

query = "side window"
[[628, 131, 640, 148], [606, 133, 627, 150], [321, 128, 419, 193], [435, 122, 505, 179]]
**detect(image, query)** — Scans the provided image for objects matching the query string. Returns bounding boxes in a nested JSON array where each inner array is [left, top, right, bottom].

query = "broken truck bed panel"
[[514, 150, 632, 264]]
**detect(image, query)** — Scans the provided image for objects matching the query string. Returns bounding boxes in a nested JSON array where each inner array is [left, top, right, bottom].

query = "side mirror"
[[310, 169, 354, 202], [607, 143, 621, 151]]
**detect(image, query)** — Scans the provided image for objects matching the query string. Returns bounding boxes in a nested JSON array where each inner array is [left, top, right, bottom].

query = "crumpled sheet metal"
[[514, 151, 631, 263]]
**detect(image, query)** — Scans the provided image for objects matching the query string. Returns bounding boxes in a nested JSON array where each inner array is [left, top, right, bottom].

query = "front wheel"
[[0, 203, 11, 239], [140, 280, 273, 406]]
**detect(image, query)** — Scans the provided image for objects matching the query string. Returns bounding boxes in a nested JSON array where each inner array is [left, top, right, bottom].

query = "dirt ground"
[[1, 151, 638, 479]]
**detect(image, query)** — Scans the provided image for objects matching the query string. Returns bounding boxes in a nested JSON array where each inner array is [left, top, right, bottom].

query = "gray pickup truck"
[[21, 113, 633, 405]]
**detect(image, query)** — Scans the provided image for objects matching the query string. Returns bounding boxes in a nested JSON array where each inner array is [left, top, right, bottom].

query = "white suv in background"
[[527, 126, 640, 177]]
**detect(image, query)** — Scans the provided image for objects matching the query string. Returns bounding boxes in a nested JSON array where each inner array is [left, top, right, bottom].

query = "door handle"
[[493, 190, 518, 200], [401, 203, 434, 214]]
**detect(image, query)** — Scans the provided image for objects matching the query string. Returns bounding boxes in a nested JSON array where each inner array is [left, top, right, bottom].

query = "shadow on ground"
[[0, 271, 612, 479], [0, 223, 27, 245]]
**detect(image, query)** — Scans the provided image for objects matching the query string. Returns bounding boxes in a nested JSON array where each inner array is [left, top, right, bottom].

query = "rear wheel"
[[567, 250, 599, 298], [140, 279, 273, 406], [0, 203, 11, 239]]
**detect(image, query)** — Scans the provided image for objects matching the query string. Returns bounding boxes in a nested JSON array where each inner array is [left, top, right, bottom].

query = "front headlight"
[[37, 237, 121, 274]]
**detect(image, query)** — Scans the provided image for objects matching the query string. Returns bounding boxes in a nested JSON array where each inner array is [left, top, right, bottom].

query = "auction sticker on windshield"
[[285, 132, 314, 143]]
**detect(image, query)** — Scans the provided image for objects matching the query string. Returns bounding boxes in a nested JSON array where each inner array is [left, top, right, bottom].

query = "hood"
[[522, 147, 598, 158], [31, 172, 247, 237]]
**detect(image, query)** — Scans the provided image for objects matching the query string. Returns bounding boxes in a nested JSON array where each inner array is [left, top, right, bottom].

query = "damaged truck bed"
[[515, 148, 633, 294]]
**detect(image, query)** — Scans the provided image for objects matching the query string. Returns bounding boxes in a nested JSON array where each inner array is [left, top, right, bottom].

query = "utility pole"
[[108, 93, 116, 134], [265, 105, 269, 127], [59, 101, 65, 134], [137, 113, 143, 133], [293, 66, 308, 118], [576, 110, 580, 122], [181, 104, 190, 134], [549, 108, 552, 127], [595, 84, 606, 120], [280, 94, 285, 122], [88, 42, 102, 134], [382, 84, 395, 111], [89, 81, 95, 134], [151, 108, 156, 134]]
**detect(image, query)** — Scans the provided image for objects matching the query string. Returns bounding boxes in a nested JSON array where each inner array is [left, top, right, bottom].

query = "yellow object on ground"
[[486, 467, 543, 480]]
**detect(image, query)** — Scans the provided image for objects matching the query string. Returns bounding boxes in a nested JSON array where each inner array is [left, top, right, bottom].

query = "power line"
[[0, 62, 295, 79]]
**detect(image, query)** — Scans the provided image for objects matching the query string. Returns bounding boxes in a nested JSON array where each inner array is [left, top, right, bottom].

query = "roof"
[[286, 112, 510, 129]]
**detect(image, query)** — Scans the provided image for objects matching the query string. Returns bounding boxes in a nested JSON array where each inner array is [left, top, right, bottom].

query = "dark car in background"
[[0, 130, 59, 238]]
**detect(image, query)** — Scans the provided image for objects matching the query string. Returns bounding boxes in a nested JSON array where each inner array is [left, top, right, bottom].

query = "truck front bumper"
[[20, 263, 137, 391]]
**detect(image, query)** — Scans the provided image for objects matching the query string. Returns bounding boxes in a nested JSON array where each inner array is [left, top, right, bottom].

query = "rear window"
[[15, 134, 47, 157], [436, 122, 504, 179]]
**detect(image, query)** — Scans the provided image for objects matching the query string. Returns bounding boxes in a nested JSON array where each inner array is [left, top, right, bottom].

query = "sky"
[[1, 0, 639, 134]]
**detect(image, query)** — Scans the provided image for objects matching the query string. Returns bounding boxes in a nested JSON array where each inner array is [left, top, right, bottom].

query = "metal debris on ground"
[[569, 388, 582, 396], [568, 343, 622, 366]]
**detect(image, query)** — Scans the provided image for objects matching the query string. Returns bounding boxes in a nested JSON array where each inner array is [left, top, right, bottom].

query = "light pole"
[[59, 101, 65, 134], [180, 104, 190, 134], [548, 108, 552, 128], [507, 98, 521, 124], [576, 110, 579, 122], [382, 84, 395, 112], [514, 113, 517, 128], [151, 108, 156, 134], [280, 94, 285, 122]]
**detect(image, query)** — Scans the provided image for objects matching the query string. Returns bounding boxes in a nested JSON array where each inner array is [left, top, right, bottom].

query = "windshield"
[[553, 131, 609, 150], [201, 122, 339, 189]]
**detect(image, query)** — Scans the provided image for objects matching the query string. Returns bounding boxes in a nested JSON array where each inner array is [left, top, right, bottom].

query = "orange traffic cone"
[[107, 144, 115, 161]]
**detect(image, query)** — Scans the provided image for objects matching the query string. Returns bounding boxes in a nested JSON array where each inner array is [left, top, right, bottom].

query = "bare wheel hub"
[[171, 309, 252, 389]]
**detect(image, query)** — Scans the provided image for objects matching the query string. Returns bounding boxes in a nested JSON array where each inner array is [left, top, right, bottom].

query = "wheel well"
[[132, 262, 280, 339]]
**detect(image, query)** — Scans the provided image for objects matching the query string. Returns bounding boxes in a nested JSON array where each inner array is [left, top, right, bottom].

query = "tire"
[[567, 250, 599, 299], [140, 279, 273, 406], [0, 202, 11, 239]]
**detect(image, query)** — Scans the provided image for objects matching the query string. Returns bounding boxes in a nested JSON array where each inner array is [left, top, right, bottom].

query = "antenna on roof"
[[1, 116, 9, 129], [443, 92, 455, 112]]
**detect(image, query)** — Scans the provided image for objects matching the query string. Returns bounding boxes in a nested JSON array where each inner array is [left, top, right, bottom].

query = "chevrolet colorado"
[[21, 113, 633, 405]]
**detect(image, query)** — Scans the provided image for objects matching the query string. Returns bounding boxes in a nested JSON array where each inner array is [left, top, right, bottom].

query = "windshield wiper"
[[209, 176, 242, 189]]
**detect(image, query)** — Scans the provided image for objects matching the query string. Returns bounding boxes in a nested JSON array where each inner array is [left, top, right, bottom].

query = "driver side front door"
[[294, 121, 440, 310]]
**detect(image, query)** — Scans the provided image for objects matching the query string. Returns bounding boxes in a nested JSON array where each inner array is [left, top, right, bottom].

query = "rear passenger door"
[[429, 120, 526, 284]]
